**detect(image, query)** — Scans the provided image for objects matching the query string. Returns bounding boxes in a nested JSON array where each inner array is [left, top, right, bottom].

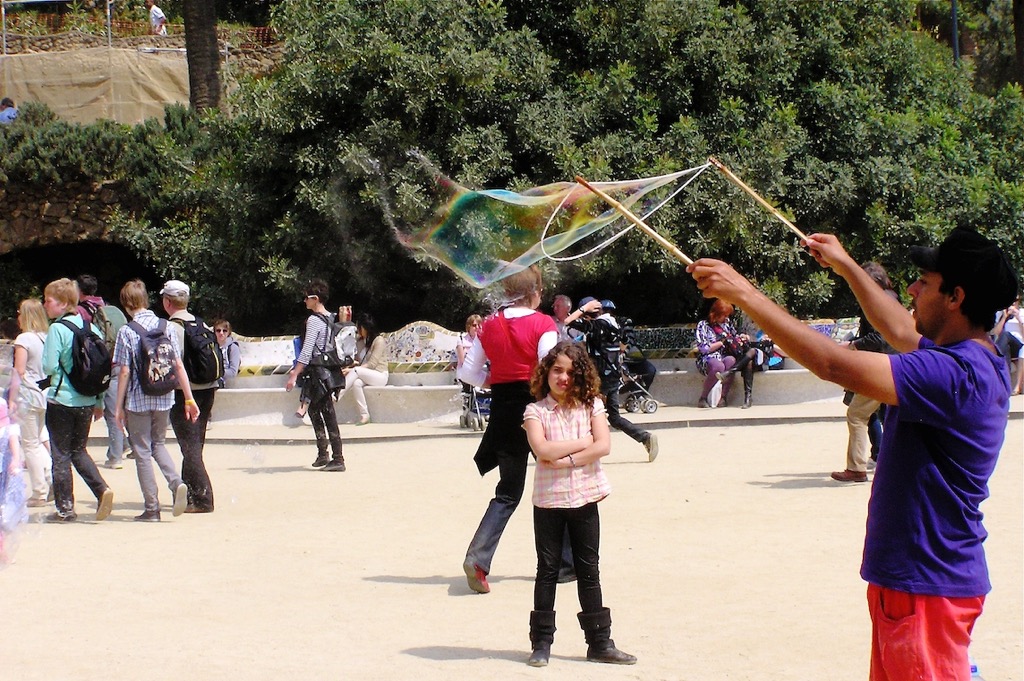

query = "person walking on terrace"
[[163, 279, 220, 512], [40, 279, 115, 523], [76, 273, 130, 469], [113, 279, 197, 522], [564, 297, 658, 462], [457, 265, 559, 594], [688, 226, 1018, 681]]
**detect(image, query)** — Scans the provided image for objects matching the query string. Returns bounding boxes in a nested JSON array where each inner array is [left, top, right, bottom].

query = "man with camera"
[[566, 297, 658, 462]]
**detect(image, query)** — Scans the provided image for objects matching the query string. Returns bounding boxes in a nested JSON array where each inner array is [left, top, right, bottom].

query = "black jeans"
[[170, 388, 216, 510], [534, 502, 603, 613], [604, 387, 649, 444], [309, 391, 343, 459], [46, 402, 108, 515]]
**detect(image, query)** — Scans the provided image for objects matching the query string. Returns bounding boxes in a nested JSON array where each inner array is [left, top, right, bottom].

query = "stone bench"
[[212, 321, 464, 425], [644, 359, 843, 407]]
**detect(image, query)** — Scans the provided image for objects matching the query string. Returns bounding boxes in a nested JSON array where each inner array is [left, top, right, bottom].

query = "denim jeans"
[[46, 401, 108, 515], [169, 388, 216, 510], [103, 372, 129, 464], [465, 441, 529, 574], [534, 502, 603, 613], [126, 409, 183, 513]]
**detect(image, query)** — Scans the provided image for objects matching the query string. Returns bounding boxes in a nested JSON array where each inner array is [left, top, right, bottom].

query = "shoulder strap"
[[53, 317, 83, 393], [312, 312, 333, 352]]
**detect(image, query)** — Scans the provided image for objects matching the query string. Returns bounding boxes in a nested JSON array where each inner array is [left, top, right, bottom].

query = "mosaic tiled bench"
[[0, 317, 857, 425], [212, 318, 854, 424]]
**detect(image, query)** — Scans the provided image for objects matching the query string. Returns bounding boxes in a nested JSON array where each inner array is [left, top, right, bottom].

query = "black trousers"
[[604, 387, 648, 444], [46, 402, 108, 515], [170, 388, 216, 511], [534, 502, 603, 613]]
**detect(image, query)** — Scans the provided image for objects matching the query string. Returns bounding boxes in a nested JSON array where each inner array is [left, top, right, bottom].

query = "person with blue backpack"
[[112, 279, 199, 522], [40, 278, 114, 523]]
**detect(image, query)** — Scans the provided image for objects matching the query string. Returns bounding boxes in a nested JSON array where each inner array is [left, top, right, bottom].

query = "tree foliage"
[[4, 0, 1023, 332]]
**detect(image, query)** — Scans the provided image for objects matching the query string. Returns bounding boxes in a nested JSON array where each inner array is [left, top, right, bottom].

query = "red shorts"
[[867, 583, 985, 681]]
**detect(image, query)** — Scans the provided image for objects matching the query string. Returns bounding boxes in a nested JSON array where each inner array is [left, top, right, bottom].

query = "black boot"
[[742, 371, 753, 409], [311, 446, 330, 468], [527, 610, 556, 667], [322, 436, 346, 471], [578, 608, 636, 665]]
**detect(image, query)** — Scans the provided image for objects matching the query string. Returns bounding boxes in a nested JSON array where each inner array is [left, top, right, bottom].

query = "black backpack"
[[173, 316, 224, 384], [55, 317, 112, 397], [128, 319, 179, 396]]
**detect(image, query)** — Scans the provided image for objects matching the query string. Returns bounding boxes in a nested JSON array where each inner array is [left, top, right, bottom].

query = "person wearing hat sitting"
[[687, 227, 1019, 681], [565, 297, 658, 462]]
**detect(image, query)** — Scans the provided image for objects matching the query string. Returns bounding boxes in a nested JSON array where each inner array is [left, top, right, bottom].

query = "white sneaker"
[[172, 482, 188, 517], [644, 433, 659, 463]]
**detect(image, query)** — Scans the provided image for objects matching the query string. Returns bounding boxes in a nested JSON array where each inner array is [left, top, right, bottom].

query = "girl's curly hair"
[[530, 341, 601, 408]]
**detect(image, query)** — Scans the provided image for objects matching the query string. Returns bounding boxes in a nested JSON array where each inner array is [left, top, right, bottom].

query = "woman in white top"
[[343, 313, 389, 425], [8, 299, 52, 505]]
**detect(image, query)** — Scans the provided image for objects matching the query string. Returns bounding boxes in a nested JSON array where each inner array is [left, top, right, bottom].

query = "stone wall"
[[0, 180, 122, 256], [1, 30, 282, 77]]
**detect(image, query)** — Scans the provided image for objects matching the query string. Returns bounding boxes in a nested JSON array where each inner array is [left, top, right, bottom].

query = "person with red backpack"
[[40, 278, 114, 523], [76, 274, 130, 470], [162, 279, 221, 513], [112, 280, 198, 522]]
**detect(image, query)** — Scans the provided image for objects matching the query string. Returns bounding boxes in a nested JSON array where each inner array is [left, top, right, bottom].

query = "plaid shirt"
[[525, 395, 611, 509], [113, 309, 181, 413]]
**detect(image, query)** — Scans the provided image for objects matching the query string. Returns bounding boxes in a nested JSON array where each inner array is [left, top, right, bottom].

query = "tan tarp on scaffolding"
[[1, 46, 189, 124]]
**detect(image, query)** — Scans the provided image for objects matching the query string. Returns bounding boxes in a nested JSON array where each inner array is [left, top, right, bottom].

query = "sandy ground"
[[1, 417, 1021, 681]]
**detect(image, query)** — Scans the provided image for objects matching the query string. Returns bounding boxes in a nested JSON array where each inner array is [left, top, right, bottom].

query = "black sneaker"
[[312, 454, 330, 468], [45, 511, 78, 523], [322, 459, 346, 472]]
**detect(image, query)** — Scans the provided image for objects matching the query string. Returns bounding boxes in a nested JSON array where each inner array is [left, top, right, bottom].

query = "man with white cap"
[[687, 227, 1019, 681], [162, 279, 220, 513]]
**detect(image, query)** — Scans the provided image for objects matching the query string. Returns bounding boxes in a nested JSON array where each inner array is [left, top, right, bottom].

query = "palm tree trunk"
[[1015, 0, 1023, 85], [183, 0, 221, 110]]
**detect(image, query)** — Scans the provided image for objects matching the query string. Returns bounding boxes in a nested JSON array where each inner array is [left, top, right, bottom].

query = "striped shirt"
[[113, 309, 181, 413], [296, 314, 331, 366], [525, 395, 611, 509]]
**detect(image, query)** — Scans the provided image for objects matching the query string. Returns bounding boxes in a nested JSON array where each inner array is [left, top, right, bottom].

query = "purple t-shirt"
[[861, 337, 1010, 597]]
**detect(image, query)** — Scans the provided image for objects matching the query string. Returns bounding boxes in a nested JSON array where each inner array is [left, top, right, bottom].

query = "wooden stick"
[[574, 176, 694, 266], [707, 156, 808, 242]]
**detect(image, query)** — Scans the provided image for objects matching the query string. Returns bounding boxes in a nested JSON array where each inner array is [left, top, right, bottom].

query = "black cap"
[[909, 227, 1019, 314]]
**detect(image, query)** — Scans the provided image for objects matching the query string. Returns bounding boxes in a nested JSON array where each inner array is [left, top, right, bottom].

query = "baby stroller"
[[459, 383, 491, 431], [620, 363, 658, 414]]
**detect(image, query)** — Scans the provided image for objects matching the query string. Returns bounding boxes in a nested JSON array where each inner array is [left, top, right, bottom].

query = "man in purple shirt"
[[688, 227, 1018, 681]]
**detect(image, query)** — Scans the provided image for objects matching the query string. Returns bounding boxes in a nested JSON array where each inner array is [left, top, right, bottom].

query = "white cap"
[[160, 279, 190, 297]]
